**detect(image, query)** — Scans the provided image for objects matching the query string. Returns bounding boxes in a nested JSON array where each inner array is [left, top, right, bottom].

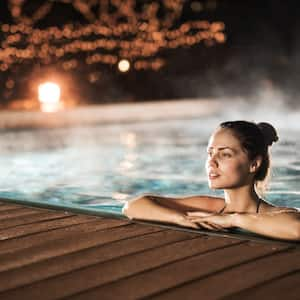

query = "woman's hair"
[[219, 120, 278, 194]]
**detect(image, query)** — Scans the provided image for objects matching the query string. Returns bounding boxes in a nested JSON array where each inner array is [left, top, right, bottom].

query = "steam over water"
[[0, 99, 299, 213]]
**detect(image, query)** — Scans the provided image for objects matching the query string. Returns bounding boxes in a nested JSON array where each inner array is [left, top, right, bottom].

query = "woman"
[[122, 121, 300, 241]]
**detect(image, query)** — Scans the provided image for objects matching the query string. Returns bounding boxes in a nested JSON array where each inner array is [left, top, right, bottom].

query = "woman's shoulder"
[[272, 206, 299, 213], [260, 201, 299, 213]]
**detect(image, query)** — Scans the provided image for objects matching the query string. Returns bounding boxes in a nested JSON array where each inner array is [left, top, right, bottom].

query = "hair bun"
[[257, 122, 279, 146]]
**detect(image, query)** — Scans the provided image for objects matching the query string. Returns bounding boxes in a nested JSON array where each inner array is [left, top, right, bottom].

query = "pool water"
[[0, 116, 300, 217]]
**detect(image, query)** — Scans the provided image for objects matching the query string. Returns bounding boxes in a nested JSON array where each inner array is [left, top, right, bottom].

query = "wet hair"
[[219, 121, 278, 183]]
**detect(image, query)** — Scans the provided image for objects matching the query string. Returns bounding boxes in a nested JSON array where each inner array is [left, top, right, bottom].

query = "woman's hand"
[[174, 214, 204, 229], [186, 211, 238, 231]]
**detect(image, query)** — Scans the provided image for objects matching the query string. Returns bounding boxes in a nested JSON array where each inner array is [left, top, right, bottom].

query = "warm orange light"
[[38, 82, 62, 112], [118, 59, 130, 72], [1, 3, 225, 72]]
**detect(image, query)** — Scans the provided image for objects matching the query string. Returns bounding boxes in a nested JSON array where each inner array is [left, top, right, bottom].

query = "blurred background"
[[1, 0, 299, 110]]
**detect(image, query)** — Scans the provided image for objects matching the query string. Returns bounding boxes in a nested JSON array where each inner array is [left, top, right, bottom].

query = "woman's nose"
[[207, 154, 218, 167]]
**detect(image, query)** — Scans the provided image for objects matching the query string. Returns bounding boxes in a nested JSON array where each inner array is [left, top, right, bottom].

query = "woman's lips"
[[208, 172, 220, 180]]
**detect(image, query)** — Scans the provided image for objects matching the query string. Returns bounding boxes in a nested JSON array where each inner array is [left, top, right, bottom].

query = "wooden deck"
[[0, 199, 299, 300]]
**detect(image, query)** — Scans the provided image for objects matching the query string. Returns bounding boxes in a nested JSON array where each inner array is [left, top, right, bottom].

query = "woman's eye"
[[221, 152, 232, 158]]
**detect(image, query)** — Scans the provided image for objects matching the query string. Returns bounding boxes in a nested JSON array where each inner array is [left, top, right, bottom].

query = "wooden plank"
[[0, 223, 163, 272], [0, 230, 198, 292], [0, 218, 128, 255], [0, 214, 92, 240], [0, 202, 67, 215], [0, 203, 26, 212], [147, 247, 299, 300], [0, 211, 75, 230], [0, 208, 43, 221], [225, 271, 300, 300], [0, 235, 243, 299], [68, 241, 291, 300], [1, 202, 297, 300]]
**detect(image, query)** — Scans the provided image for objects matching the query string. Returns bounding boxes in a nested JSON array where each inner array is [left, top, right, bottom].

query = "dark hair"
[[220, 120, 278, 181]]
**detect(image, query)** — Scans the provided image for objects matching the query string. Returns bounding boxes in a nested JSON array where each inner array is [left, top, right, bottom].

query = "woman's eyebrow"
[[207, 146, 234, 151]]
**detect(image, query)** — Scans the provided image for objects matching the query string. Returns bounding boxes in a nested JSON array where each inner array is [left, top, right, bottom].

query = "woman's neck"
[[223, 185, 261, 213]]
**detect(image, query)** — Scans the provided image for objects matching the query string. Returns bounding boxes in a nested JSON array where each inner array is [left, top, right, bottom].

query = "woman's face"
[[206, 127, 254, 189]]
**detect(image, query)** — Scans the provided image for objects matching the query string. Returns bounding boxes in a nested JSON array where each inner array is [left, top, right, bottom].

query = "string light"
[[0, 0, 225, 73]]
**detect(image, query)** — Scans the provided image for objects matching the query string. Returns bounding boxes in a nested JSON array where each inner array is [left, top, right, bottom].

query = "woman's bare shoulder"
[[260, 201, 300, 213], [273, 206, 299, 213]]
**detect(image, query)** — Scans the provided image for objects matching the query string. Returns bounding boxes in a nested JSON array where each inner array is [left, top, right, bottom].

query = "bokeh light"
[[0, 1, 226, 73], [118, 59, 130, 72], [38, 82, 61, 112], [0, 0, 226, 105]]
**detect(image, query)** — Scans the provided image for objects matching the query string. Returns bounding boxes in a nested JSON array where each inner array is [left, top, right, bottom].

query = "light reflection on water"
[[0, 117, 299, 213]]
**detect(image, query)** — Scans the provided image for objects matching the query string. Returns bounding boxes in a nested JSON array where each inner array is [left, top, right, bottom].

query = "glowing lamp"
[[38, 82, 62, 112], [118, 59, 130, 72]]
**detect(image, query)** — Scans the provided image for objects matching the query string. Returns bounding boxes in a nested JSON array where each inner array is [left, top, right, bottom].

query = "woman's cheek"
[[232, 161, 251, 184], [223, 160, 248, 184]]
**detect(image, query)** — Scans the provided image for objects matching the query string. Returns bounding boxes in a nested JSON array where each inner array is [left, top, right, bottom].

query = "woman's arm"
[[122, 194, 222, 229], [234, 210, 300, 241], [122, 194, 185, 224], [187, 209, 300, 241]]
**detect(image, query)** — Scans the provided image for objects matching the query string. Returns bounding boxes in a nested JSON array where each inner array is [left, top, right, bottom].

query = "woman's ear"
[[249, 156, 262, 173]]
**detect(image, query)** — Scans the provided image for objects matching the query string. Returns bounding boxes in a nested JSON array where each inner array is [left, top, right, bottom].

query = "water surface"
[[0, 115, 299, 216]]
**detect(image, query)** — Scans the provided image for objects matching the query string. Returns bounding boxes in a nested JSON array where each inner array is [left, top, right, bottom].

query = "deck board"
[[147, 247, 299, 300], [0, 219, 126, 255], [0, 203, 27, 211], [0, 230, 197, 292], [68, 241, 290, 300], [0, 214, 94, 239], [0, 217, 124, 254], [0, 222, 160, 272], [0, 207, 45, 221], [0, 211, 75, 230], [0, 199, 299, 300], [225, 270, 300, 300], [0, 235, 240, 300]]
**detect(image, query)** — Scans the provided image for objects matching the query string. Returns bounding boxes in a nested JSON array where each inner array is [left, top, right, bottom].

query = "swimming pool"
[[1, 102, 300, 222]]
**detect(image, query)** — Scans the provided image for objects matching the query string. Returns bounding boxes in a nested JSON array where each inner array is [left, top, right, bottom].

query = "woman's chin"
[[208, 180, 223, 189], [208, 181, 243, 190]]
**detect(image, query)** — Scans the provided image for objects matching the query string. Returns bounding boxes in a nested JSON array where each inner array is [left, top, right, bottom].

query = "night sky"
[[0, 0, 299, 106]]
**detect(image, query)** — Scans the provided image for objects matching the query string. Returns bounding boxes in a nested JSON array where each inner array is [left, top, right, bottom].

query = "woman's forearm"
[[122, 195, 186, 225], [234, 211, 300, 241]]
